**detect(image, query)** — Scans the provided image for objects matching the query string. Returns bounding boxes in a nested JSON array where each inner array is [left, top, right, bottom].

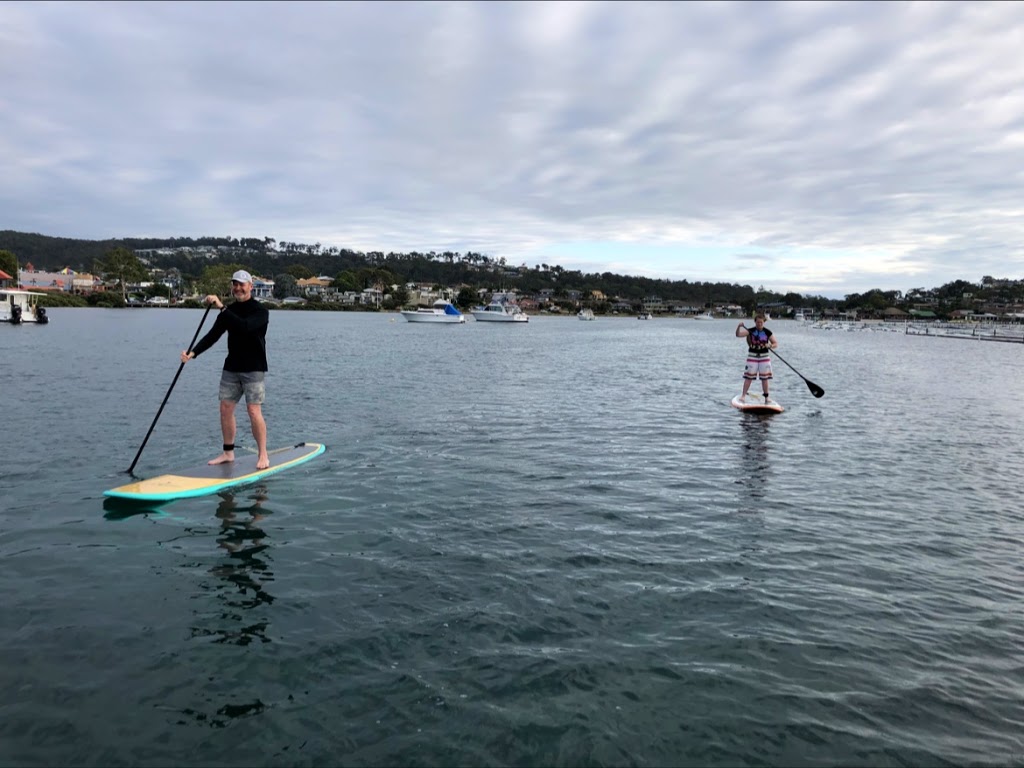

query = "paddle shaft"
[[769, 348, 825, 398], [125, 305, 213, 474]]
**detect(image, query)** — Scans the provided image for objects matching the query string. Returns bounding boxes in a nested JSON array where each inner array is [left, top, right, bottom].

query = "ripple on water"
[[3, 314, 1024, 766]]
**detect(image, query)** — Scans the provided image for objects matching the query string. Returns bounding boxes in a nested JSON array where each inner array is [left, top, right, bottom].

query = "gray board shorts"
[[219, 371, 266, 405]]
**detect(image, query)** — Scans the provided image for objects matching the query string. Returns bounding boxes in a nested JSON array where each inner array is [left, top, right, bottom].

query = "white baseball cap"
[[231, 270, 253, 283]]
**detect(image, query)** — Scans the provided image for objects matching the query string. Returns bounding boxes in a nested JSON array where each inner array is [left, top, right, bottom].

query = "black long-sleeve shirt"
[[191, 299, 269, 372]]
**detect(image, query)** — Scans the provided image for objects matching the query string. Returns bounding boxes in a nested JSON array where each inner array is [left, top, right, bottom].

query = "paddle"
[[126, 305, 213, 474], [770, 349, 825, 398]]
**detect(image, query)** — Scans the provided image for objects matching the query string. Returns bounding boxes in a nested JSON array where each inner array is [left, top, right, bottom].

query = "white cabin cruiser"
[[471, 300, 528, 323], [1, 290, 49, 324], [400, 300, 466, 324]]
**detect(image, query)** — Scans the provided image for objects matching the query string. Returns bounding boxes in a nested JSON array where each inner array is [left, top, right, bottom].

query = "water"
[[2, 309, 1023, 767]]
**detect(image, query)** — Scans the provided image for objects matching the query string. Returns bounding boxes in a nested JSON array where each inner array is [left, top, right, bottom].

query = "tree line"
[[2, 229, 1022, 316]]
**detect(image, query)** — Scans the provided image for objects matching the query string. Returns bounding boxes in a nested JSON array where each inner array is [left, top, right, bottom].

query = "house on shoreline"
[[18, 265, 105, 294]]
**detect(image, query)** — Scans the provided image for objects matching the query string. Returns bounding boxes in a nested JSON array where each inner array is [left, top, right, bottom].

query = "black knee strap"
[[223, 443, 235, 451]]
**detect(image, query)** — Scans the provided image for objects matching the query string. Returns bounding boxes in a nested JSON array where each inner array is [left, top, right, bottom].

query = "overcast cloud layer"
[[4, 0, 1024, 296]]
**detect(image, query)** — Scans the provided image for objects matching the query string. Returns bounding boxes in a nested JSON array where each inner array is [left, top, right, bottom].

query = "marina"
[[903, 321, 1024, 343], [805, 318, 1024, 342]]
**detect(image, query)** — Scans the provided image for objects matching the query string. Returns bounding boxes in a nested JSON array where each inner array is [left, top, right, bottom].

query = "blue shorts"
[[219, 371, 266, 405]]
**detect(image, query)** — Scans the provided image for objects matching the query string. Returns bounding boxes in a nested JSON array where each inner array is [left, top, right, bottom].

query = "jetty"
[[904, 322, 1024, 343]]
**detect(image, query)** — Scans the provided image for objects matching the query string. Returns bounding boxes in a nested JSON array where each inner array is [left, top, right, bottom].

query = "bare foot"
[[256, 454, 270, 470], [208, 451, 235, 465]]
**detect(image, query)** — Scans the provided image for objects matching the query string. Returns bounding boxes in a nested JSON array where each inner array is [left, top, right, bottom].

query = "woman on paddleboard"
[[180, 270, 271, 469], [736, 313, 778, 403]]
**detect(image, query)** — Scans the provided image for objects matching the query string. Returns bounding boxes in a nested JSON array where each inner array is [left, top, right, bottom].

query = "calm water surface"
[[1, 309, 1023, 767]]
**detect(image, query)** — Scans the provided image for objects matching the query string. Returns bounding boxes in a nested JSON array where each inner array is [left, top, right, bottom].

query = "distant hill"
[[0, 230, 248, 271], [0, 229, 794, 308]]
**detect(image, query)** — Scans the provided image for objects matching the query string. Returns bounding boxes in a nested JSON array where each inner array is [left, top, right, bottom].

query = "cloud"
[[3, 0, 1024, 296]]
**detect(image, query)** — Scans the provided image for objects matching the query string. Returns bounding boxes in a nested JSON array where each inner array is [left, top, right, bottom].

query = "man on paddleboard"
[[181, 270, 271, 469], [736, 313, 778, 403]]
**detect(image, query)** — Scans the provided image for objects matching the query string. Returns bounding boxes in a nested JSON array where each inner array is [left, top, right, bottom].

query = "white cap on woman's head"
[[231, 270, 253, 283]]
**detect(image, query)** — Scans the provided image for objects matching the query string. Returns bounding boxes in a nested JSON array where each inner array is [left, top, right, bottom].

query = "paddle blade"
[[806, 380, 825, 398]]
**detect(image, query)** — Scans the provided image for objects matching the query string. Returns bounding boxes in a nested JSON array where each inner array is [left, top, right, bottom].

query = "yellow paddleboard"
[[104, 442, 325, 502]]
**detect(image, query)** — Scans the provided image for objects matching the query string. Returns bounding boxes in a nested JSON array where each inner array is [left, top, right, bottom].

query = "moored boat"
[[471, 300, 528, 323], [1, 289, 50, 324], [400, 300, 466, 324], [577, 308, 595, 321]]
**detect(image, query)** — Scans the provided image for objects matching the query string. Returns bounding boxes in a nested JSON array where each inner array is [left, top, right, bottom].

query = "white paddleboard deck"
[[105, 442, 326, 502], [731, 394, 784, 414]]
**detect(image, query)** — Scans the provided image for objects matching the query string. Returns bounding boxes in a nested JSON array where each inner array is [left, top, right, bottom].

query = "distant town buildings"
[[17, 265, 105, 294], [11, 244, 1024, 320]]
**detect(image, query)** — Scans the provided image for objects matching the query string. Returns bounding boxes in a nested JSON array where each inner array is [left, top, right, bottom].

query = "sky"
[[4, 1, 1024, 298]]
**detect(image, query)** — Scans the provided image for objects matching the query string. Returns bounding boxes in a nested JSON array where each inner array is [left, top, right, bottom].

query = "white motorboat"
[[577, 308, 595, 321], [694, 311, 715, 320], [1, 289, 50, 324], [400, 300, 466, 323], [471, 300, 528, 323], [637, 312, 653, 320]]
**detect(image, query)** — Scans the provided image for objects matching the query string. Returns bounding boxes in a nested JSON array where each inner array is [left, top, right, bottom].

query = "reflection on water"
[[735, 415, 772, 507], [102, 496, 174, 520], [189, 486, 275, 646]]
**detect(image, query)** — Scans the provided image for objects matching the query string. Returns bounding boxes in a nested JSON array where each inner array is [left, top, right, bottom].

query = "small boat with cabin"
[[1, 289, 50, 324], [400, 300, 466, 324], [471, 300, 528, 323]]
